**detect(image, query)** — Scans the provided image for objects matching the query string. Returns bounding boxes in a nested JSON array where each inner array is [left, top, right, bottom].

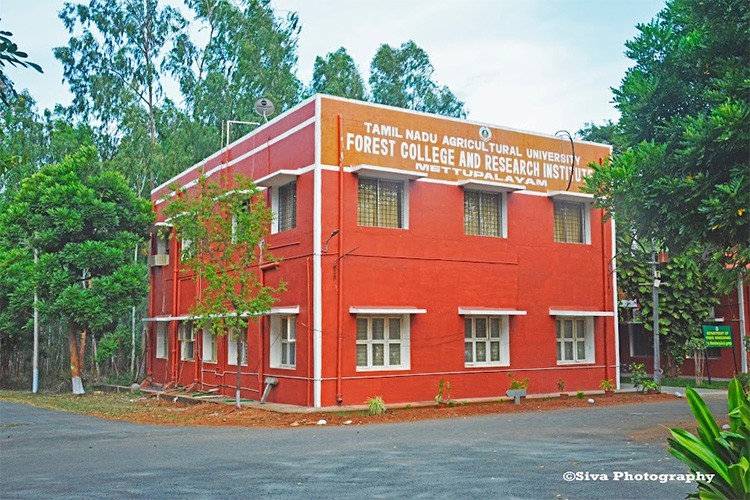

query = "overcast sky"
[[3, 0, 665, 135]]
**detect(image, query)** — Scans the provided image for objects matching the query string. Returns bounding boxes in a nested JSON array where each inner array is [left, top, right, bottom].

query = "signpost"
[[701, 325, 738, 383]]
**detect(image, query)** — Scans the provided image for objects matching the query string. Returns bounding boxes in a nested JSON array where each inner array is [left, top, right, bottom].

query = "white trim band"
[[349, 306, 427, 315], [458, 307, 527, 316], [549, 308, 614, 317]]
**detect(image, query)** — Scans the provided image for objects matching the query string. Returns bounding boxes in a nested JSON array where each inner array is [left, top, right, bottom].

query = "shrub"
[[366, 395, 386, 416], [629, 362, 647, 392], [599, 379, 614, 391], [576, 391, 586, 399], [667, 378, 749, 498], [557, 379, 566, 391], [507, 372, 529, 390]]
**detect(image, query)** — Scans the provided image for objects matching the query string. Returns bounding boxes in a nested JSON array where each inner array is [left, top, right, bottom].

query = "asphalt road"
[[0, 393, 728, 499]]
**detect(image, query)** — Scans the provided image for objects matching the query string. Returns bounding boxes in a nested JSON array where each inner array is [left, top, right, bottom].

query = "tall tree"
[[309, 47, 367, 100], [369, 40, 466, 118], [163, 175, 283, 407], [55, 0, 187, 189], [0, 147, 152, 393], [167, 0, 301, 130], [585, 0, 749, 277]]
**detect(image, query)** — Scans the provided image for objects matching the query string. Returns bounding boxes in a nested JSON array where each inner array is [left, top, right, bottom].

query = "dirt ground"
[[85, 391, 676, 428]]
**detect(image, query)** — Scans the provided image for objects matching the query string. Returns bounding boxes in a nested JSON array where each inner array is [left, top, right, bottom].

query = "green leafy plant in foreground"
[[667, 378, 750, 498]]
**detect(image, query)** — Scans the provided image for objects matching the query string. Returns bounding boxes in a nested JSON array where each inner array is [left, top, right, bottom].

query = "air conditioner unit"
[[150, 254, 169, 267]]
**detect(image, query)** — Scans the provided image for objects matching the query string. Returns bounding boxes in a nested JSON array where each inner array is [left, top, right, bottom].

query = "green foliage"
[[668, 379, 750, 498], [507, 372, 529, 390], [599, 379, 615, 391], [585, 0, 749, 276], [557, 378, 566, 391], [0, 146, 152, 344], [366, 395, 386, 416], [434, 379, 451, 404], [614, 239, 720, 376], [162, 174, 283, 338], [95, 328, 129, 364], [642, 380, 660, 392], [629, 362, 648, 392], [369, 40, 466, 118], [576, 391, 586, 400], [309, 47, 367, 101], [0, 28, 43, 105]]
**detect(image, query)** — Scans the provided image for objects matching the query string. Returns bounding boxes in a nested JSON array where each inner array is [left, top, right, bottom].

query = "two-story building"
[[145, 95, 616, 408]]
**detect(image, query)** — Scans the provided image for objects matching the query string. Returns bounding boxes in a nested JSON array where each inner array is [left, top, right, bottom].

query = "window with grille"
[[178, 321, 195, 361], [155, 323, 168, 359], [356, 316, 409, 370], [275, 182, 296, 232], [202, 326, 217, 363], [270, 315, 297, 368], [553, 201, 586, 243], [556, 317, 594, 363], [464, 316, 509, 366], [464, 190, 503, 237], [357, 178, 404, 228], [228, 328, 247, 366]]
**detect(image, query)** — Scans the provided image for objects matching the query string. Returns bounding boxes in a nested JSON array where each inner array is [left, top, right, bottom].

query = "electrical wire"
[[555, 130, 576, 191]]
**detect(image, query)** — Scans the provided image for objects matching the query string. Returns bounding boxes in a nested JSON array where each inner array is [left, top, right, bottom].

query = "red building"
[[145, 95, 616, 407]]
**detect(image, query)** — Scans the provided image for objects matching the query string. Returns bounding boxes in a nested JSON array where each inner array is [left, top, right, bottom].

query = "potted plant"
[[557, 378, 568, 399], [505, 373, 529, 404], [642, 380, 660, 395], [599, 379, 615, 397]]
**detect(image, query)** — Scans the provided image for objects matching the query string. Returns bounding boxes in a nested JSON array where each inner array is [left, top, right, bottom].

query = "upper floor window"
[[358, 178, 405, 229], [272, 181, 297, 233], [464, 190, 504, 237], [553, 200, 588, 243]]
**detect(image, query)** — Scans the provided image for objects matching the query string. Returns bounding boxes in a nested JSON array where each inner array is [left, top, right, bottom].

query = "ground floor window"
[[202, 326, 217, 363], [356, 316, 409, 370], [464, 316, 509, 366], [178, 321, 195, 361], [155, 323, 168, 359], [227, 328, 247, 366], [556, 317, 594, 363], [270, 315, 296, 368]]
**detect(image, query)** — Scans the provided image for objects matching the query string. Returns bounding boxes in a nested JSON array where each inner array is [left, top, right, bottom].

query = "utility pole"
[[651, 250, 661, 385], [32, 247, 39, 394]]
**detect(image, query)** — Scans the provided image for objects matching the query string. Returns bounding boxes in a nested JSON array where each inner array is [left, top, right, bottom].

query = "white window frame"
[[355, 315, 411, 371], [271, 181, 297, 234], [155, 322, 168, 359], [464, 316, 510, 367], [556, 316, 595, 364], [270, 315, 297, 369], [553, 200, 591, 244], [463, 189, 507, 238], [227, 328, 248, 366], [202, 326, 217, 363], [357, 177, 409, 229], [178, 321, 195, 361]]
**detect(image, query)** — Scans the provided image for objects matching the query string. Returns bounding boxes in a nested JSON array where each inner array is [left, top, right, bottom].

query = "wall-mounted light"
[[322, 229, 340, 253]]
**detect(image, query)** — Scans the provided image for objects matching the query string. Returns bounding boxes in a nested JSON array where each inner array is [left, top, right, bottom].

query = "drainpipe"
[[336, 114, 345, 405], [306, 257, 313, 407], [170, 228, 180, 383], [601, 211, 609, 383]]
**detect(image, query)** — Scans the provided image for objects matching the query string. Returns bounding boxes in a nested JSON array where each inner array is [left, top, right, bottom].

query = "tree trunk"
[[68, 326, 85, 394]]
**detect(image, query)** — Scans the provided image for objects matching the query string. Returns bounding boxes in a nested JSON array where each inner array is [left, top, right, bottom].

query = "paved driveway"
[[0, 394, 728, 499]]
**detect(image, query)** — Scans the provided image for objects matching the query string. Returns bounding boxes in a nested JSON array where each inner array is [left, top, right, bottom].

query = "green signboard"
[[702, 325, 733, 348]]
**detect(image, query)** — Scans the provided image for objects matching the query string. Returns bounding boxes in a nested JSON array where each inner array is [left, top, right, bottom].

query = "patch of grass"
[[0, 390, 147, 418], [621, 376, 729, 390]]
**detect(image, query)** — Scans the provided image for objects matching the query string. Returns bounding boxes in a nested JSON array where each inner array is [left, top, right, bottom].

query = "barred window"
[[276, 182, 297, 232], [553, 201, 585, 243], [357, 178, 404, 228], [356, 316, 407, 369], [464, 190, 502, 237]]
